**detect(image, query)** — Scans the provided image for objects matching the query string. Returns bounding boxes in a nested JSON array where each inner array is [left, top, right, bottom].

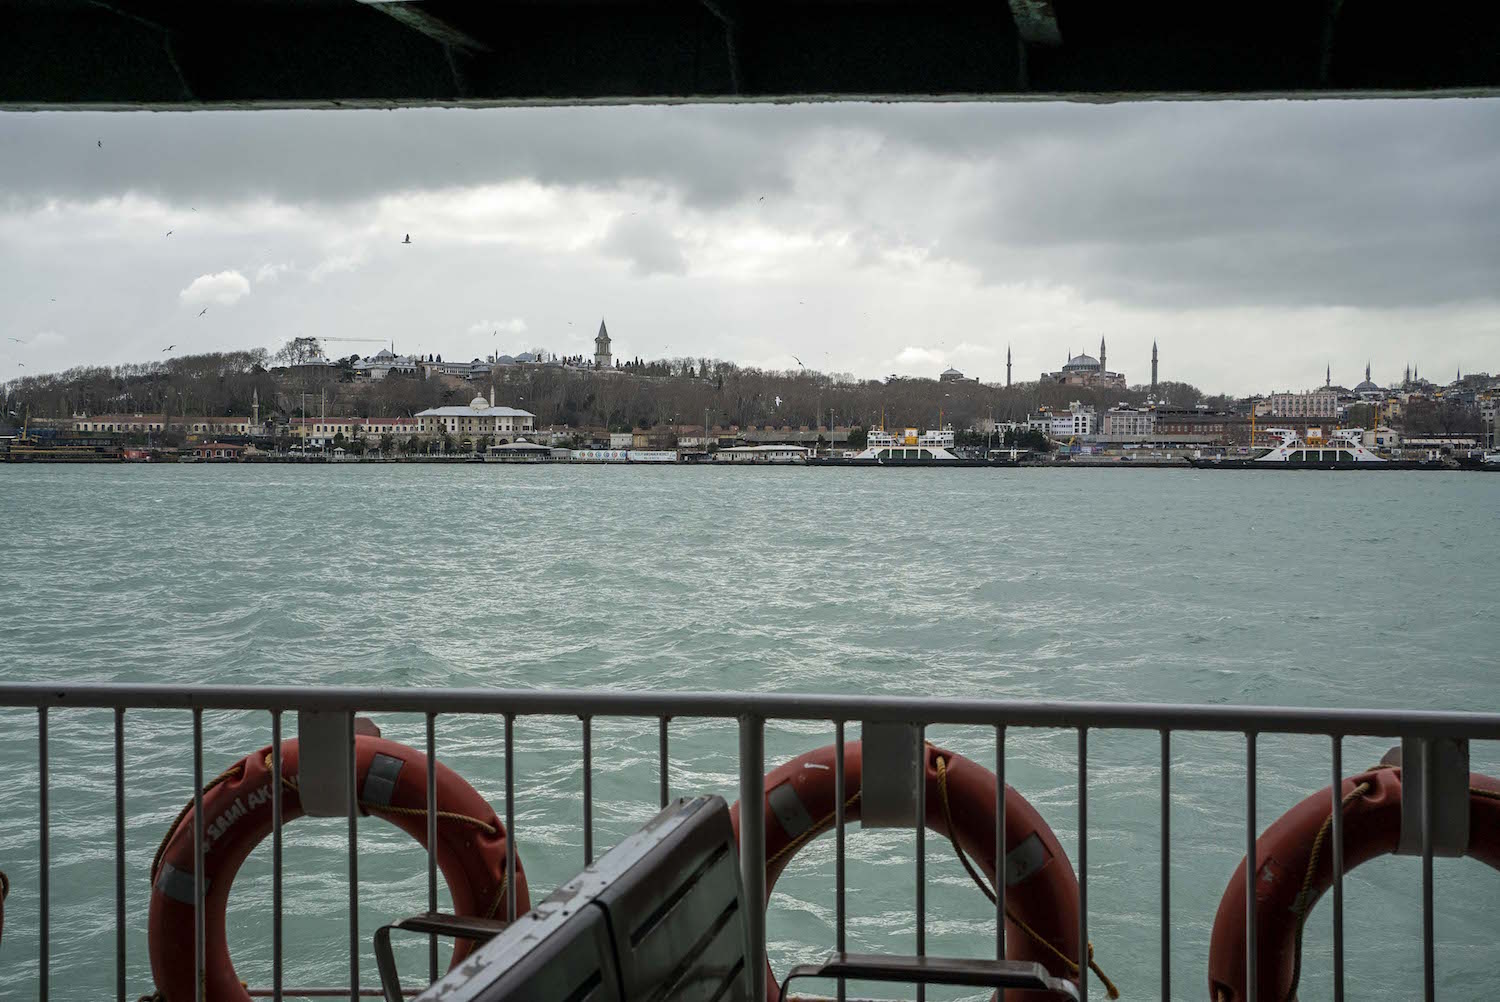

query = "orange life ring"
[[731, 741, 1096, 1002], [1207, 765, 1500, 1001], [147, 735, 527, 1001]]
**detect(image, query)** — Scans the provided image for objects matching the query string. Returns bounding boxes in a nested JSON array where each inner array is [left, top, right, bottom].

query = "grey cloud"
[[601, 215, 688, 277], [0, 105, 800, 210], [3, 99, 1499, 391]]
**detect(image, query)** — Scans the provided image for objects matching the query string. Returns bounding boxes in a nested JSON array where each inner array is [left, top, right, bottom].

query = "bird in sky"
[[165, 230, 173, 237], [758, 195, 764, 201], [198, 307, 208, 317], [792, 355, 804, 367], [97, 139, 101, 148], [775, 395, 783, 407], [162, 344, 176, 353], [402, 234, 412, 244], [7, 337, 23, 343]]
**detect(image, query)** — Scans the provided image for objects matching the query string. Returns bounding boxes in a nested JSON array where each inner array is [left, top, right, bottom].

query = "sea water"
[[1, 465, 1497, 1000]]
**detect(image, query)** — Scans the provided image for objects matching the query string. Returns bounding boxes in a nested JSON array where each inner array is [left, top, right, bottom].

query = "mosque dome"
[[1064, 353, 1100, 370], [470, 395, 490, 410]]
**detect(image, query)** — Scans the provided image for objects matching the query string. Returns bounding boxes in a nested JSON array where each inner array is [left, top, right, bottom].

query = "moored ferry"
[[1189, 427, 1449, 470], [811, 426, 1017, 466]]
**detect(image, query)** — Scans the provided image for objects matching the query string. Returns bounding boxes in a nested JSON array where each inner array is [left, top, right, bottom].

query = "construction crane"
[[320, 337, 392, 347]]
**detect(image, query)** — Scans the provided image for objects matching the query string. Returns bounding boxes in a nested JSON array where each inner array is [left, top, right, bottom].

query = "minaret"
[[1151, 341, 1159, 392], [251, 387, 259, 431], [1326, 364, 1331, 388], [594, 319, 612, 368], [1365, 361, 1372, 383], [1006, 344, 1012, 388], [1098, 336, 1107, 375]]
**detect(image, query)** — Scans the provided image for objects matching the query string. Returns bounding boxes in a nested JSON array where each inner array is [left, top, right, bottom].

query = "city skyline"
[[2, 100, 1498, 395]]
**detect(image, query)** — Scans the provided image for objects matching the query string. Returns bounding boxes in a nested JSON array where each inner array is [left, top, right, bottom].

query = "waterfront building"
[[595, 320, 613, 369], [1025, 410, 1053, 434], [188, 442, 246, 460], [290, 417, 420, 448], [716, 444, 811, 463], [1266, 389, 1340, 419], [1041, 337, 1126, 389], [73, 414, 168, 434], [73, 414, 257, 437], [1153, 405, 1247, 445], [1100, 405, 1155, 440], [1362, 426, 1402, 450], [1049, 402, 1096, 439], [415, 390, 536, 440]]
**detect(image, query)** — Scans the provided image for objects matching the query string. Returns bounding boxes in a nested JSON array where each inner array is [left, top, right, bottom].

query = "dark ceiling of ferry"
[[3, 1, 1499, 109]]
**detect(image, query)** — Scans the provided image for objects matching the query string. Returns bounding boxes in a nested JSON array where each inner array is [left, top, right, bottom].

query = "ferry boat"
[[810, 426, 1018, 467], [1188, 428, 1449, 470]]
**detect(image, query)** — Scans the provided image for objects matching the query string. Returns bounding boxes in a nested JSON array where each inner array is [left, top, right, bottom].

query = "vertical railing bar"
[[738, 716, 767, 1002], [426, 712, 438, 983], [582, 716, 594, 865], [1245, 732, 1257, 1002], [996, 726, 1006, 964], [348, 711, 359, 1002], [38, 706, 50, 1002], [834, 720, 846, 1002], [1330, 735, 1344, 1002], [505, 714, 516, 923], [272, 711, 284, 1002], [193, 708, 206, 1002], [915, 723, 926, 1002], [659, 716, 670, 809], [996, 725, 1007, 1002], [1160, 729, 1170, 1002], [115, 707, 126, 1002], [1077, 727, 1088, 1002], [1421, 737, 1435, 1002]]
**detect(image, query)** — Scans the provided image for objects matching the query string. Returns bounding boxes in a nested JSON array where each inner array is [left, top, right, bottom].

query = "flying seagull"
[[792, 355, 804, 367], [402, 234, 412, 244], [198, 307, 208, 317], [7, 337, 23, 343], [758, 196, 764, 201], [162, 344, 176, 352], [774, 395, 782, 407], [165, 230, 173, 237], [97, 140, 101, 148]]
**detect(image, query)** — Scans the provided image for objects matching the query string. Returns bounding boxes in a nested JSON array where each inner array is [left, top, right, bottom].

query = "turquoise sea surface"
[[1, 465, 1497, 1000]]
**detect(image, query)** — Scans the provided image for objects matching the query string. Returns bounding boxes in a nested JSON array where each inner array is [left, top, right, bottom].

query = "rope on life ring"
[[934, 755, 1120, 999]]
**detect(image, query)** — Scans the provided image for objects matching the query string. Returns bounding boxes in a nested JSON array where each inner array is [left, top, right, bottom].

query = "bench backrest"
[[418, 795, 749, 1002]]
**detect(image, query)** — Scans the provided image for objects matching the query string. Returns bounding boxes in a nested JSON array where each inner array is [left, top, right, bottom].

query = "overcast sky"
[[1, 99, 1497, 395]]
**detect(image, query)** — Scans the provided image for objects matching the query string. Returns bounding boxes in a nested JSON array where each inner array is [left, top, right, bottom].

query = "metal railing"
[[3, 682, 1499, 1002]]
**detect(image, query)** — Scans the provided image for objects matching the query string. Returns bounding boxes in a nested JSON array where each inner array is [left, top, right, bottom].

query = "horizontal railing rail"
[[2, 682, 1496, 1002]]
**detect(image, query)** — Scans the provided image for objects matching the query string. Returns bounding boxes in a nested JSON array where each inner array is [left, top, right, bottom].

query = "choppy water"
[[1, 465, 1497, 1000]]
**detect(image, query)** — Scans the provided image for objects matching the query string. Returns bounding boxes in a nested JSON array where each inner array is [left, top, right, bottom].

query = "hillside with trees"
[[4, 337, 1223, 434]]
